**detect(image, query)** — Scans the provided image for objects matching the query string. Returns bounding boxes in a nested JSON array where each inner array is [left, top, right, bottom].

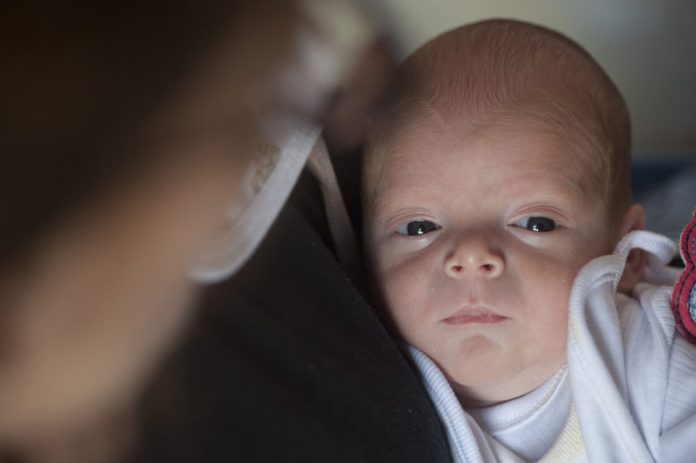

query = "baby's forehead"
[[389, 116, 575, 167], [367, 108, 606, 205], [375, 104, 581, 160]]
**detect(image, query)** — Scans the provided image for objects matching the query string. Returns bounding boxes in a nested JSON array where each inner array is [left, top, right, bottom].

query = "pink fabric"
[[672, 209, 696, 343]]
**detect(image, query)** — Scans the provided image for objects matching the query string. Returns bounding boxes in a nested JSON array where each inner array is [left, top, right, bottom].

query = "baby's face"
[[366, 113, 613, 405]]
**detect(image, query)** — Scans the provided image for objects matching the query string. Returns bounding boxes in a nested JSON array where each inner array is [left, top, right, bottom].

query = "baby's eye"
[[396, 220, 440, 236], [515, 216, 556, 232]]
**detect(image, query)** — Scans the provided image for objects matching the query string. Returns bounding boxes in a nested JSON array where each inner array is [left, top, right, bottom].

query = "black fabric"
[[130, 181, 452, 462], [329, 146, 364, 245]]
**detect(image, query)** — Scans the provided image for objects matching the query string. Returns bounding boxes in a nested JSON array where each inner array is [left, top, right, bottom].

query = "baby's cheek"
[[518, 250, 577, 314], [382, 268, 415, 316], [380, 262, 428, 334]]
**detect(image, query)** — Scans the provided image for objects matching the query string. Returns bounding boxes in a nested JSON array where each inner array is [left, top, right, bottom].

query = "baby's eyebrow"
[[499, 168, 584, 195], [369, 199, 429, 225]]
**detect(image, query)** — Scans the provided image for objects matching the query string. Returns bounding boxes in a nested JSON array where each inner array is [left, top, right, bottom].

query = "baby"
[[363, 20, 696, 462]]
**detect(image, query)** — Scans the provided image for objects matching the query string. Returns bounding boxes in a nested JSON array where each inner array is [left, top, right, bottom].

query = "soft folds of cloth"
[[190, 116, 322, 283], [411, 231, 696, 462], [567, 231, 686, 462]]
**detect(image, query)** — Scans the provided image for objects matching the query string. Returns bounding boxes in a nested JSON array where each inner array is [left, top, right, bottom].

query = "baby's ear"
[[617, 204, 646, 295]]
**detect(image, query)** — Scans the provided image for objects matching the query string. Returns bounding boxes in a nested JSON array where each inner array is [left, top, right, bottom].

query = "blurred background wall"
[[380, 0, 696, 159]]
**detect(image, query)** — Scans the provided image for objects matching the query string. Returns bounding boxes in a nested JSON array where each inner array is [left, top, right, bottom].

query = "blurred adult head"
[[0, 0, 301, 458]]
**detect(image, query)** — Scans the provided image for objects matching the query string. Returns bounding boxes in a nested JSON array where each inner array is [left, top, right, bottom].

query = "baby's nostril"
[[482, 264, 493, 272], [451, 265, 463, 273]]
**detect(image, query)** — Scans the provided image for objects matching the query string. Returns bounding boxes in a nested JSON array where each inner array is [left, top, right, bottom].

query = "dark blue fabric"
[[631, 159, 695, 199]]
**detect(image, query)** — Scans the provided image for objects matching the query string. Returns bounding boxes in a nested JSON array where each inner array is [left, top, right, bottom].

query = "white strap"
[[307, 139, 362, 281]]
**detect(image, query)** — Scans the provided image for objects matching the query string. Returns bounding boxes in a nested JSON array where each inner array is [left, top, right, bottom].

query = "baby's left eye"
[[396, 220, 440, 236], [515, 216, 556, 232]]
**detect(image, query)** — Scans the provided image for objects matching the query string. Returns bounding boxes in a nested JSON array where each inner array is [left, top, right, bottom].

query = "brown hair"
[[364, 19, 631, 226], [0, 0, 299, 267]]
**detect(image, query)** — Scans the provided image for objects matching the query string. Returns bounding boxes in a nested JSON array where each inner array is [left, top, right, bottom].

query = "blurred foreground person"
[[0, 1, 306, 461], [131, 2, 454, 462], [1, 0, 454, 461]]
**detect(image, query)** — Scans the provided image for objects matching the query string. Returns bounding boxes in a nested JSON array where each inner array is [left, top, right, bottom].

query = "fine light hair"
[[363, 19, 632, 229]]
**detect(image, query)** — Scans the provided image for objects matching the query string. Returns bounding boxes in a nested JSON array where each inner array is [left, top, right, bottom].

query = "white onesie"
[[409, 231, 696, 462]]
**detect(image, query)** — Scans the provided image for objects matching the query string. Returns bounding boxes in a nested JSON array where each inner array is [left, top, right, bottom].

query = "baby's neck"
[[463, 366, 571, 461], [454, 364, 567, 409]]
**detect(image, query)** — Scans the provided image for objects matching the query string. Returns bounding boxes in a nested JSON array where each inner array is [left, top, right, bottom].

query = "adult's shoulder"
[[131, 175, 452, 462]]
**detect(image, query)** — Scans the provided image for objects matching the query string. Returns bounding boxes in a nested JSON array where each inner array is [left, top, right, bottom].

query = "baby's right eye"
[[396, 220, 440, 236]]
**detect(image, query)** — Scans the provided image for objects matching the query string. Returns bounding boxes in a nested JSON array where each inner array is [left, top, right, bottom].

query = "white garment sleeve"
[[567, 230, 696, 462]]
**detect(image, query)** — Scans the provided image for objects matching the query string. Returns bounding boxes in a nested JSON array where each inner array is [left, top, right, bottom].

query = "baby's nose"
[[444, 235, 504, 279]]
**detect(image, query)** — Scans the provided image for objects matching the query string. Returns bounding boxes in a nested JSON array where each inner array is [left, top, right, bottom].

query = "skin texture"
[[365, 111, 627, 407]]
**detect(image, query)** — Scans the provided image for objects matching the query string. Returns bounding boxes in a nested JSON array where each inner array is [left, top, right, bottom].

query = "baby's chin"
[[448, 357, 567, 408]]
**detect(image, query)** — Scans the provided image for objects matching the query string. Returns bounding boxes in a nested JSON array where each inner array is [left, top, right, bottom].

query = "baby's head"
[[363, 20, 645, 406]]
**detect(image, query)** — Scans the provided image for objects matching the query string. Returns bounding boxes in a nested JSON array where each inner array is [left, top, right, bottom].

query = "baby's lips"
[[441, 305, 508, 326], [671, 209, 696, 344]]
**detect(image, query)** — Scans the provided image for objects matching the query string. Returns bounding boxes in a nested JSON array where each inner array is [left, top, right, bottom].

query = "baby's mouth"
[[441, 306, 508, 325]]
